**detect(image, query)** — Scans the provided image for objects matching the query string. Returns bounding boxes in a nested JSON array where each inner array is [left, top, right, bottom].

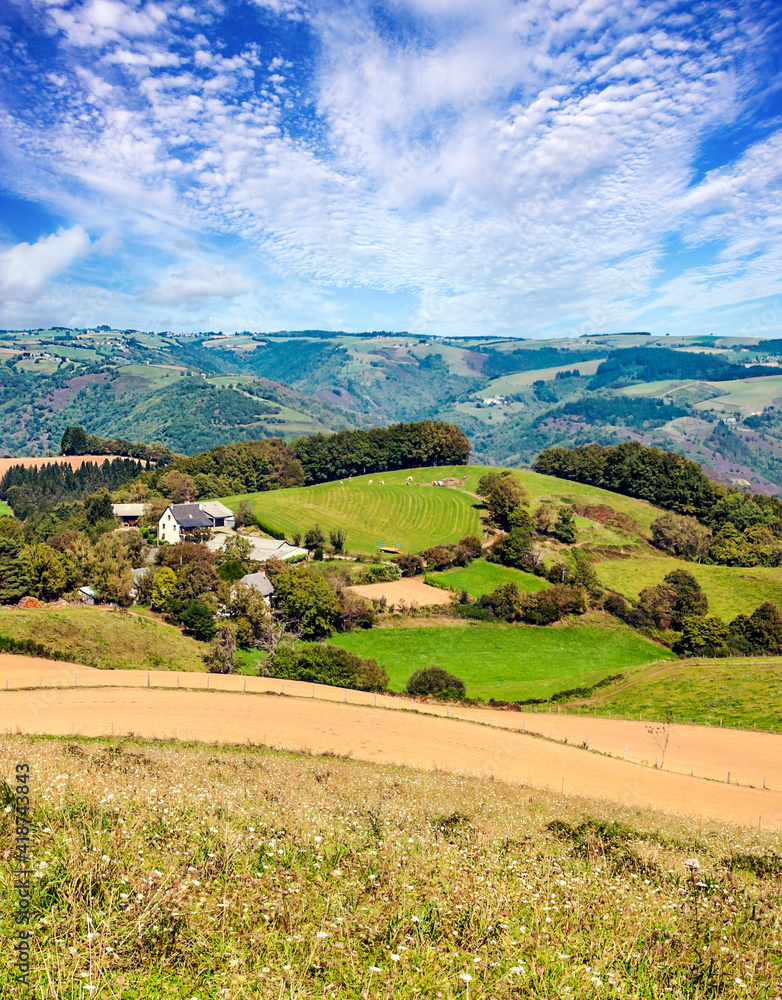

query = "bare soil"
[[1, 654, 779, 828], [346, 578, 453, 608]]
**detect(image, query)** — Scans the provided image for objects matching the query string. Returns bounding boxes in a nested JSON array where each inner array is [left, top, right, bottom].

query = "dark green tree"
[[60, 425, 89, 455], [86, 489, 113, 525], [272, 566, 339, 639], [304, 524, 326, 550], [179, 599, 217, 640], [0, 538, 30, 604], [476, 470, 530, 530], [553, 507, 577, 544]]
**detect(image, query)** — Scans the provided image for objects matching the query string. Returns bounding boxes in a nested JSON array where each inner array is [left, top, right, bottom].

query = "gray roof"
[[240, 572, 275, 597], [113, 503, 146, 517], [199, 500, 233, 519], [170, 503, 214, 528]]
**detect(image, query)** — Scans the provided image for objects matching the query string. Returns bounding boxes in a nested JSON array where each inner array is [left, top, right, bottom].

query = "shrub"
[[394, 553, 425, 577], [217, 559, 246, 583], [406, 665, 466, 700], [268, 643, 388, 691], [603, 592, 629, 618], [359, 563, 399, 584]]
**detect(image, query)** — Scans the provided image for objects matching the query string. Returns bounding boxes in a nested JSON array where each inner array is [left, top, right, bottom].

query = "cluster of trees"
[[266, 643, 388, 691], [0, 516, 141, 605], [534, 442, 782, 566], [476, 581, 587, 625], [590, 346, 781, 389], [1, 459, 144, 518], [540, 394, 688, 430], [60, 426, 175, 465], [601, 568, 782, 656], [290, 421, 470, 484], [677, 602, 782, 657]]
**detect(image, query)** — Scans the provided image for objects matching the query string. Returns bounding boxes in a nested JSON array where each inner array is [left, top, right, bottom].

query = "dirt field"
[[2, 654, 780, 828], [346, 578, 453, 607], [0, 455, 117, 476]]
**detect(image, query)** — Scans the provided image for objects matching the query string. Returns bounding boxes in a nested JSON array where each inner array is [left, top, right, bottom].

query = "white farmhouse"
[[158, 501, 235, 544]]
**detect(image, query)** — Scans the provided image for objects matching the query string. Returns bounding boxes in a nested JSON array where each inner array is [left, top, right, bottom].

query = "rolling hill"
[[3, 327, 782, 493]]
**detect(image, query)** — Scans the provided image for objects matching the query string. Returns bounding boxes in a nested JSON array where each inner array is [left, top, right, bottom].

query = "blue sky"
[[0, 0, 781, 338]]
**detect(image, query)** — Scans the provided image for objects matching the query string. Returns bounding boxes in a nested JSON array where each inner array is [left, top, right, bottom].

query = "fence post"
[[147, 672, 150, 688]]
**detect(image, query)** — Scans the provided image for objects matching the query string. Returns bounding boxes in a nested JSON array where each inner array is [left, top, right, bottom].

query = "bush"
[[406, 665, 466, 700], [603, 593, 629, 618], [216, 559, 246, 583], [359, 563, 399, 584], [268, 643, 388, 691], [394, 553, 425, 577]]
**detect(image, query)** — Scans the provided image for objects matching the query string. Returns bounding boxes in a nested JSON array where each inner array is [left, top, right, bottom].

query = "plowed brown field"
[[2, 654, 779, 828], [345, 578, 453, 607], [0, 455, 118, 476]]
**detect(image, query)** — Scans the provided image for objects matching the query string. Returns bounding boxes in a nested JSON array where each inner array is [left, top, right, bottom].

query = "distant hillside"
[[2, 328, 782, 491]]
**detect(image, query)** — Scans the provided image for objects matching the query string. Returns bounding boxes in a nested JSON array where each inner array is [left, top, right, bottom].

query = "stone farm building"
[[158, 501, 235, 543]]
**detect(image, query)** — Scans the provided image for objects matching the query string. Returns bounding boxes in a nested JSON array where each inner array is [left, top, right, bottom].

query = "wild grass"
[[0, 734, 779, 999], [328, 620, 675, 701], [567, 657, 782, 732], [0, 606, 206, 672], [424, 559, 549, 599], [595, 556, 782, 620]]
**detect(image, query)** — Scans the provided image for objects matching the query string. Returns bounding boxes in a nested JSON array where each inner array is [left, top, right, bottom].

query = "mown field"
[[568, 656, 782, 732], [0, 607, 206, 672], [595, 555, 782, 619], [329, 620, 675, 701], [425, 558, 549, 598], [1, 734, 778, 999], [222, 464, 664, 554]]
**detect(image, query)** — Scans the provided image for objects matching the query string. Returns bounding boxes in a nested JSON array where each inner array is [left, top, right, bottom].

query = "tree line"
[[0, 458, 144, 518], [60, 425, 176, 465], [589, 346, 782, 389]]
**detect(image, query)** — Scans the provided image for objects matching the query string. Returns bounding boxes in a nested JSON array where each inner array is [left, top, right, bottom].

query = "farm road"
[[2, 655, 781, 828]]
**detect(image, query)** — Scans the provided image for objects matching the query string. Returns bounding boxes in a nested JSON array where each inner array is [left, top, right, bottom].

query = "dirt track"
[[2, 655, 780, 828]]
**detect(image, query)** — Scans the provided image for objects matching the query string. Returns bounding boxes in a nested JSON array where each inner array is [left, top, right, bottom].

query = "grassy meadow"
[[0, 606, 206, 672], [566, 656, 782, 731], [0, 500, 12, 516], [425, 559, 549, 598], [1, 734, 779, 999], [221, 463, 664, 554], [328, 620, 675, 701], [595, 555, 782, 620]]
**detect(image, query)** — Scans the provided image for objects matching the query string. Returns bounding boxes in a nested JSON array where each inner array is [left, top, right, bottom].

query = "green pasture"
[[595, 554, 782, 619], [0, 500, 12, 516], [222, 464, 664, 553], [222, 466, 485, 553], [328, 621, 674, 701], [573, 657, 782, 731], [425, 558, 549, 598], [479, 357, 605, 394], [694, 375, 782, 415]]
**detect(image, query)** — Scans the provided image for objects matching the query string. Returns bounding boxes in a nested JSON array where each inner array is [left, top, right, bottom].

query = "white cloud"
[[142, 264, 258, 305], [49, 0, 167, 47], [0, 226, 92, 302]]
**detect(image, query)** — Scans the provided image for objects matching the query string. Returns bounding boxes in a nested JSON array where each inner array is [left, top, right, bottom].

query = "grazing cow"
[[368, 479, 373, 485], [407, 476, 413, 484], [348, 476, 352, 481], [379, 480, 385, 485], [340, 480, 344, 486]]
